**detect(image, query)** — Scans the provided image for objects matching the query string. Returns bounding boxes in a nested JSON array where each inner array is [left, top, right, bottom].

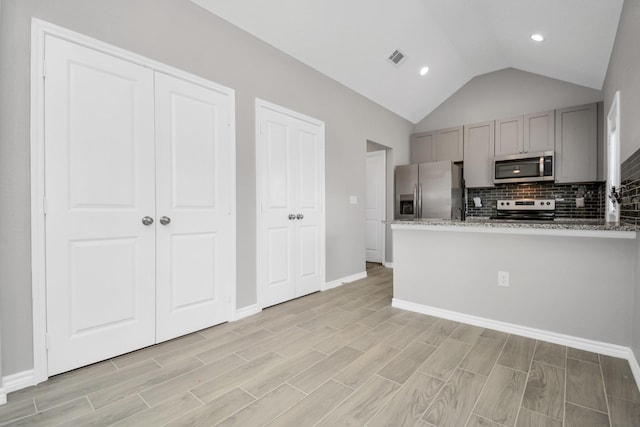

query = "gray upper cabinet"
[[411, 126, 463, 163], [434, 126, 463, 162], [494, 115, 523, 156], [555, 103, 597, 183], [524, 110, 555, 152], [410, 131, 435, 164], [496, 111, 555, 156], [463, 121, 495, 188]]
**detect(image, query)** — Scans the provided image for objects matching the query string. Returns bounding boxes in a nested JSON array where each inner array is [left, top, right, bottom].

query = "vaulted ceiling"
[[191, 0, 624, 123]]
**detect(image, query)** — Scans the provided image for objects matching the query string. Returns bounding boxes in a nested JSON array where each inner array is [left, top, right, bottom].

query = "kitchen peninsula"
[[391, 219, 637, 353]]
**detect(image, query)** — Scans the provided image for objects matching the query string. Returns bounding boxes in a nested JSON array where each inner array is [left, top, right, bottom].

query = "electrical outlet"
[[498, 271, 510, 287]]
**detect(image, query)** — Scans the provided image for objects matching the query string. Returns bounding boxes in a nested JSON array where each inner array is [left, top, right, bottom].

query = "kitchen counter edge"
[[390, 219, 637, 239]]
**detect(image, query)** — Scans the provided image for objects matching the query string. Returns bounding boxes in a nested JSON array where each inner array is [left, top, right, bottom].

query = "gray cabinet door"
[[434, 126, 463, 162], [463, 121, 495, 188], [411, 132, 435, 164], [524, 110, 555, 153], [495, 115, 523, 156], [555, 103, 597, 183]]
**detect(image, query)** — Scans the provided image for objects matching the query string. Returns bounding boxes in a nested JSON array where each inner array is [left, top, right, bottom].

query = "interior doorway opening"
[[366, 140, 393, 268]]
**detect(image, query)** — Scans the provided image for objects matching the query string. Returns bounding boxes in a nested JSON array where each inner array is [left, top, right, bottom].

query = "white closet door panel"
[[264, 226, 295, 305], [261, 115, 295, 307], [298, 129, 319, 209], [266, 121, 291, 209], [170, 233, 217, 307], [44, 36, 156, 376], [155, 73, 232, 342], [293, 124, 323, 297], [296, 224, 320, 296]]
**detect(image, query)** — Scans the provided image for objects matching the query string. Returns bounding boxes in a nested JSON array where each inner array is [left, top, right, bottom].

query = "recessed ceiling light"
[[531, 34, 544, 42], [419, 66, 430, 76]]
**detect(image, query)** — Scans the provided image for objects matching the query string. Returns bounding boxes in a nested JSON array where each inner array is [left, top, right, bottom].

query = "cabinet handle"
[[141, 216, 154, 226], [159, 216, 171, 225], [288, 214, 296, 220], [296, 213, 304, 220]]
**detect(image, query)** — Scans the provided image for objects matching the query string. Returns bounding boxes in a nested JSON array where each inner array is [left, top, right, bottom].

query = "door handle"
[[296, 214, 304, 220], [288, 214, 296, 220], [141, 216, 154, 226], [159, 216, 171, 225]]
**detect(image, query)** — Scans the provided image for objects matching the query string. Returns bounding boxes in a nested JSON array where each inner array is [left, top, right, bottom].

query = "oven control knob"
[[547, 201, 551, 205], [506, 202, 510, 206], [540, 201, 544, 206]]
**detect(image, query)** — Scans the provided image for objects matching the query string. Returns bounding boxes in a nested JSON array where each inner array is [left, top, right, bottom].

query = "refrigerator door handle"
[[413, 184, 418, 219], [418, 184, 422, 219]]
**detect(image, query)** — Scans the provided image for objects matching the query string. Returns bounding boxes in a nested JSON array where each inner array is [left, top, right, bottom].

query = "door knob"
[[288, 214, 296, 220], [141, 216, 154, 226], [159, 216, 171, 225], [296, 213, 304, 220]]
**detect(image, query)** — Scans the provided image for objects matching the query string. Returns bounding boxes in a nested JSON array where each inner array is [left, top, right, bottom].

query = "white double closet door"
[[44, 36, 234, 375], [258, 101, 325, 308]]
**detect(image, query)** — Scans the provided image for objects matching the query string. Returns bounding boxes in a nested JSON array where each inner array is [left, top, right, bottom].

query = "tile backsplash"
[[467, 182, 605, 219], [621, 147, 640, 225]]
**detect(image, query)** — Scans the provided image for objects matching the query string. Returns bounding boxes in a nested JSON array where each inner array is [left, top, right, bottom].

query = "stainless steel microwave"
[[493, 151, 554, 184]]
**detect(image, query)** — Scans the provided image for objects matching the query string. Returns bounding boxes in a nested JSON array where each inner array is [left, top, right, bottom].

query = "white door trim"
[[365, 150, 386, 264], [606, 91, 621, 224], [255, 98, 326, 310], [30, 18, 236, 385]]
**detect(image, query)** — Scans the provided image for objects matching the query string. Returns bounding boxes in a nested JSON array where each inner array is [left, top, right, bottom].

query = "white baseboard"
[[382, 262, 393, 269], [0, 370, 35, 403], [392, 298, 634, 360], [628, 349, 640, 393], [235, 304, 261, 320], [324, 271, 367, 290]]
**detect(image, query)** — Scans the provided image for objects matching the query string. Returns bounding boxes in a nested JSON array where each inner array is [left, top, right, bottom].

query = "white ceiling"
[[191, 0, 623, 124]]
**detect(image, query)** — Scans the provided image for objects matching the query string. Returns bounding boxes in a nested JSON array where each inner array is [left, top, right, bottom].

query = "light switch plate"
[[349, 196, 358, 205], [498, 271, 510, 287]]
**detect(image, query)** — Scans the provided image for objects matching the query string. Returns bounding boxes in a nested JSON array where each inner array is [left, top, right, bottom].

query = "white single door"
[[258, 102, 325, 308], [44, 36, 156, 375], [154, 73, 233, 342], [366, 150, 386, 263]]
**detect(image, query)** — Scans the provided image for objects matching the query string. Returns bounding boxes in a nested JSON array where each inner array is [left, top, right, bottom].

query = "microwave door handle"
[[413, 184, 418, 219], [539, 157, 544, 177]]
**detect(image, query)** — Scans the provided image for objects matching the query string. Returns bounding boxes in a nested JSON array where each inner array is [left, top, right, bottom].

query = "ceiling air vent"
[[387, 49, 407, 67]]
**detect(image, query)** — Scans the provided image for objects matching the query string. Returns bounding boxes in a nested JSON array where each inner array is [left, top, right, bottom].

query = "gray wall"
[[415, 68, 603, 132], [0, 0, 413, 376], [602, 0, 640, 363], [393, 228, 635, 346]]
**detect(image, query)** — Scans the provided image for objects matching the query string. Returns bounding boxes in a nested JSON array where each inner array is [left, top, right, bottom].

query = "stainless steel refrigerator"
[[395, 161, 464, 220]]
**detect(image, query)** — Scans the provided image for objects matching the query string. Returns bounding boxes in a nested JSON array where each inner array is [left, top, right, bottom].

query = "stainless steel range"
[[493, 199, 556, 221]]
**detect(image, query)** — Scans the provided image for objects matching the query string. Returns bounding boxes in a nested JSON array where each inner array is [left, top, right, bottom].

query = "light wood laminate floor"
[[2, 264, 639, 426]]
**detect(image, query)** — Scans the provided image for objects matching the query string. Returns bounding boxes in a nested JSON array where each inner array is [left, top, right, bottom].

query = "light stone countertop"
[[390, 217, 637, 239]]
